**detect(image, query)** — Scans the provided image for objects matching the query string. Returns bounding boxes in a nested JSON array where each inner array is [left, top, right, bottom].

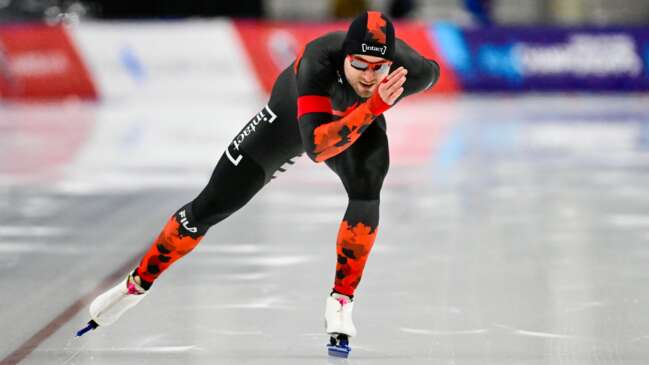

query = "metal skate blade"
[[327, 338, 351, 358], [75, 320, 98, 337], [327, 346, 350, 358]]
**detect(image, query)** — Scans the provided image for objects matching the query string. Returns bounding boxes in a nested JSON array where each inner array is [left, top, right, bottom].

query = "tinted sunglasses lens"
[[373, 63, 390, 73], [350, 59, 369, 70]]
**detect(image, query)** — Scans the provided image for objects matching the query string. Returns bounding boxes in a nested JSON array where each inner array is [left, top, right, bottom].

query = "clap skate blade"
[[76, 320, 99, 337], [327, 334, 351, 358]]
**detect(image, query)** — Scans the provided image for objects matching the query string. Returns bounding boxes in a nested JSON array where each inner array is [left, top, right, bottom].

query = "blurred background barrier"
[[1, 0, 649, 100], [432, 24, 649, 91], [0, 23, 96, 100], [68, 20, 259, 103], [2, 0, 648, 25], [233, 20, 461, 94]]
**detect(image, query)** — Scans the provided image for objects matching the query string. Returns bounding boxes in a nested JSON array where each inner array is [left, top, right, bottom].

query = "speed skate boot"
[[325, 293, 357, 358], [76, 271, 148, 336]]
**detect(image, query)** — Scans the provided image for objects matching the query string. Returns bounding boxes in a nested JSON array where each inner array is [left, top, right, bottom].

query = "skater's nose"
[[360, 72, 376, 84]]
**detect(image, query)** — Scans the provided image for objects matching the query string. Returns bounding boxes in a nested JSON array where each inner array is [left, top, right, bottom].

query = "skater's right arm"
[[295, 38, 396, 163]]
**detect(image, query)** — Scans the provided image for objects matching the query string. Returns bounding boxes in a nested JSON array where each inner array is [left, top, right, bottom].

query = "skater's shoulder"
[[302, 32, 345, 61], [297, 32, 344, 88]]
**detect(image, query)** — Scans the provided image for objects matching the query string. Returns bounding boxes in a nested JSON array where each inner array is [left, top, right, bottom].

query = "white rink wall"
[[68, 20, 260, 103]]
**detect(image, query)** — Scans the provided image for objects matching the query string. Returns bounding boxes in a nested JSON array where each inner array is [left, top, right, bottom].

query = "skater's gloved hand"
[[367, 67, 407, 115]]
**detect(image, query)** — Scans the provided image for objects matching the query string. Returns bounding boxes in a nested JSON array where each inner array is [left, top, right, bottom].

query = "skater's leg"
[[83, 66, 303, 334], [134, 152, 266, 287], [134, 66, 303, 288], [323, 118, 388, 354], [84, 146, 272, 331], [332, 199, 379, 296], [326, 117, 389, 297]]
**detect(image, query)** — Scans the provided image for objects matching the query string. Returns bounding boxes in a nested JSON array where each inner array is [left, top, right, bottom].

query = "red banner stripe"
[[297, 95, 332, 119]]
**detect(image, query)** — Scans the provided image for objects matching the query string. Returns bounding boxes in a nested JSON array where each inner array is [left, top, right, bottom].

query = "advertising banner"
[[70, 20, 258, 102], [0, 24, 96, 100], [432, 23, 649, 91]]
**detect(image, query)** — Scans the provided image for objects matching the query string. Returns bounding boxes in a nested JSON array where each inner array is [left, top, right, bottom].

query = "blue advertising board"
[[431, 23, 649, 91]]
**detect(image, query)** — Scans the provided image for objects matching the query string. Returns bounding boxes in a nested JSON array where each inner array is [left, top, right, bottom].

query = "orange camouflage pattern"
[[136, 215, 204, 284], [333, 220, 378, 296], [313, 103, 374, 162]]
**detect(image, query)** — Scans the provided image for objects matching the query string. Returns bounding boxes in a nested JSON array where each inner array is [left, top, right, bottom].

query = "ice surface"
[[2, 94, 649, 364]]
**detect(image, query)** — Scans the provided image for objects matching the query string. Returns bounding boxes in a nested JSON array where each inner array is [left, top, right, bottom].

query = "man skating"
[[78, 10, 439, 358]]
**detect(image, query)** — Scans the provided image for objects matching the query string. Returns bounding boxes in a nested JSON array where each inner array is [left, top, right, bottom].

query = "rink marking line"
[[44, 345, 201, 354], [0, 249, 146, 365], [0, 226, 66, 237], [513, 329, 576, 339], [564, 301, 606, 313], [60, 338, 90, 365], [608, 214, 649, 227], [90, 345, 200, 353], [400, 327, 488, 336], [195, 255, 313, 267], [631, 335, 649, 342], [494, 324, 592, 341], [0, 242, 84, 254]]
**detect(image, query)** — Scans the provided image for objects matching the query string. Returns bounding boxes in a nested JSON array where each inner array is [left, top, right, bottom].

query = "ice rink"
[[2, 94, 649, 364]]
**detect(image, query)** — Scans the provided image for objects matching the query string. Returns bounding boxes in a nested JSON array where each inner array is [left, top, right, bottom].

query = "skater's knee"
[[190, 195, 250, 227], [339, 165, 386, 200], [190, 154, 266, 226], [344, 198, 380, 222], [344, 176, 384, 200], [172, 203, 210, 236], [191, 204, 239, 227]]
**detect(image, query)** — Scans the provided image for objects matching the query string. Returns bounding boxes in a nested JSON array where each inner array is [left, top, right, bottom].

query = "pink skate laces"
[[332, 293, 351, 306], [126, 275, 146, 295], [126, 282, 140, 295]]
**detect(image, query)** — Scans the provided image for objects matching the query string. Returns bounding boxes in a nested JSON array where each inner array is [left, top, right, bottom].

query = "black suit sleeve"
[[393, 38, 440, 98]]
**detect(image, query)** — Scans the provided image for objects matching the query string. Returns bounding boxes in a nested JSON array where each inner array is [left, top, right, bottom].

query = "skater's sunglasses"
[[347, 55, 392, 74]]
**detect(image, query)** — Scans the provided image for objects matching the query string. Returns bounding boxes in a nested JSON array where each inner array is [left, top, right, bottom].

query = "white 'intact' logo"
[[361, 43, 387, 55]]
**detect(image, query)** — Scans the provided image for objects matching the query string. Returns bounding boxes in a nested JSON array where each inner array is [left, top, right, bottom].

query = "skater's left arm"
[[393, 38, 440, 99], [296, 63, 403, 163], [295, 38, 396, 163]]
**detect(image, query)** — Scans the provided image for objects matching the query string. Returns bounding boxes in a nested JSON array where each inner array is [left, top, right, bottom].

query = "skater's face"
[[343, 54, 392, 98]]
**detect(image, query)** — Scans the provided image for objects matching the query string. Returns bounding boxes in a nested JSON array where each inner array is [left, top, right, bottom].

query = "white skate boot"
[[76, 271, 148, 336], [325, 293, 356, 358]]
